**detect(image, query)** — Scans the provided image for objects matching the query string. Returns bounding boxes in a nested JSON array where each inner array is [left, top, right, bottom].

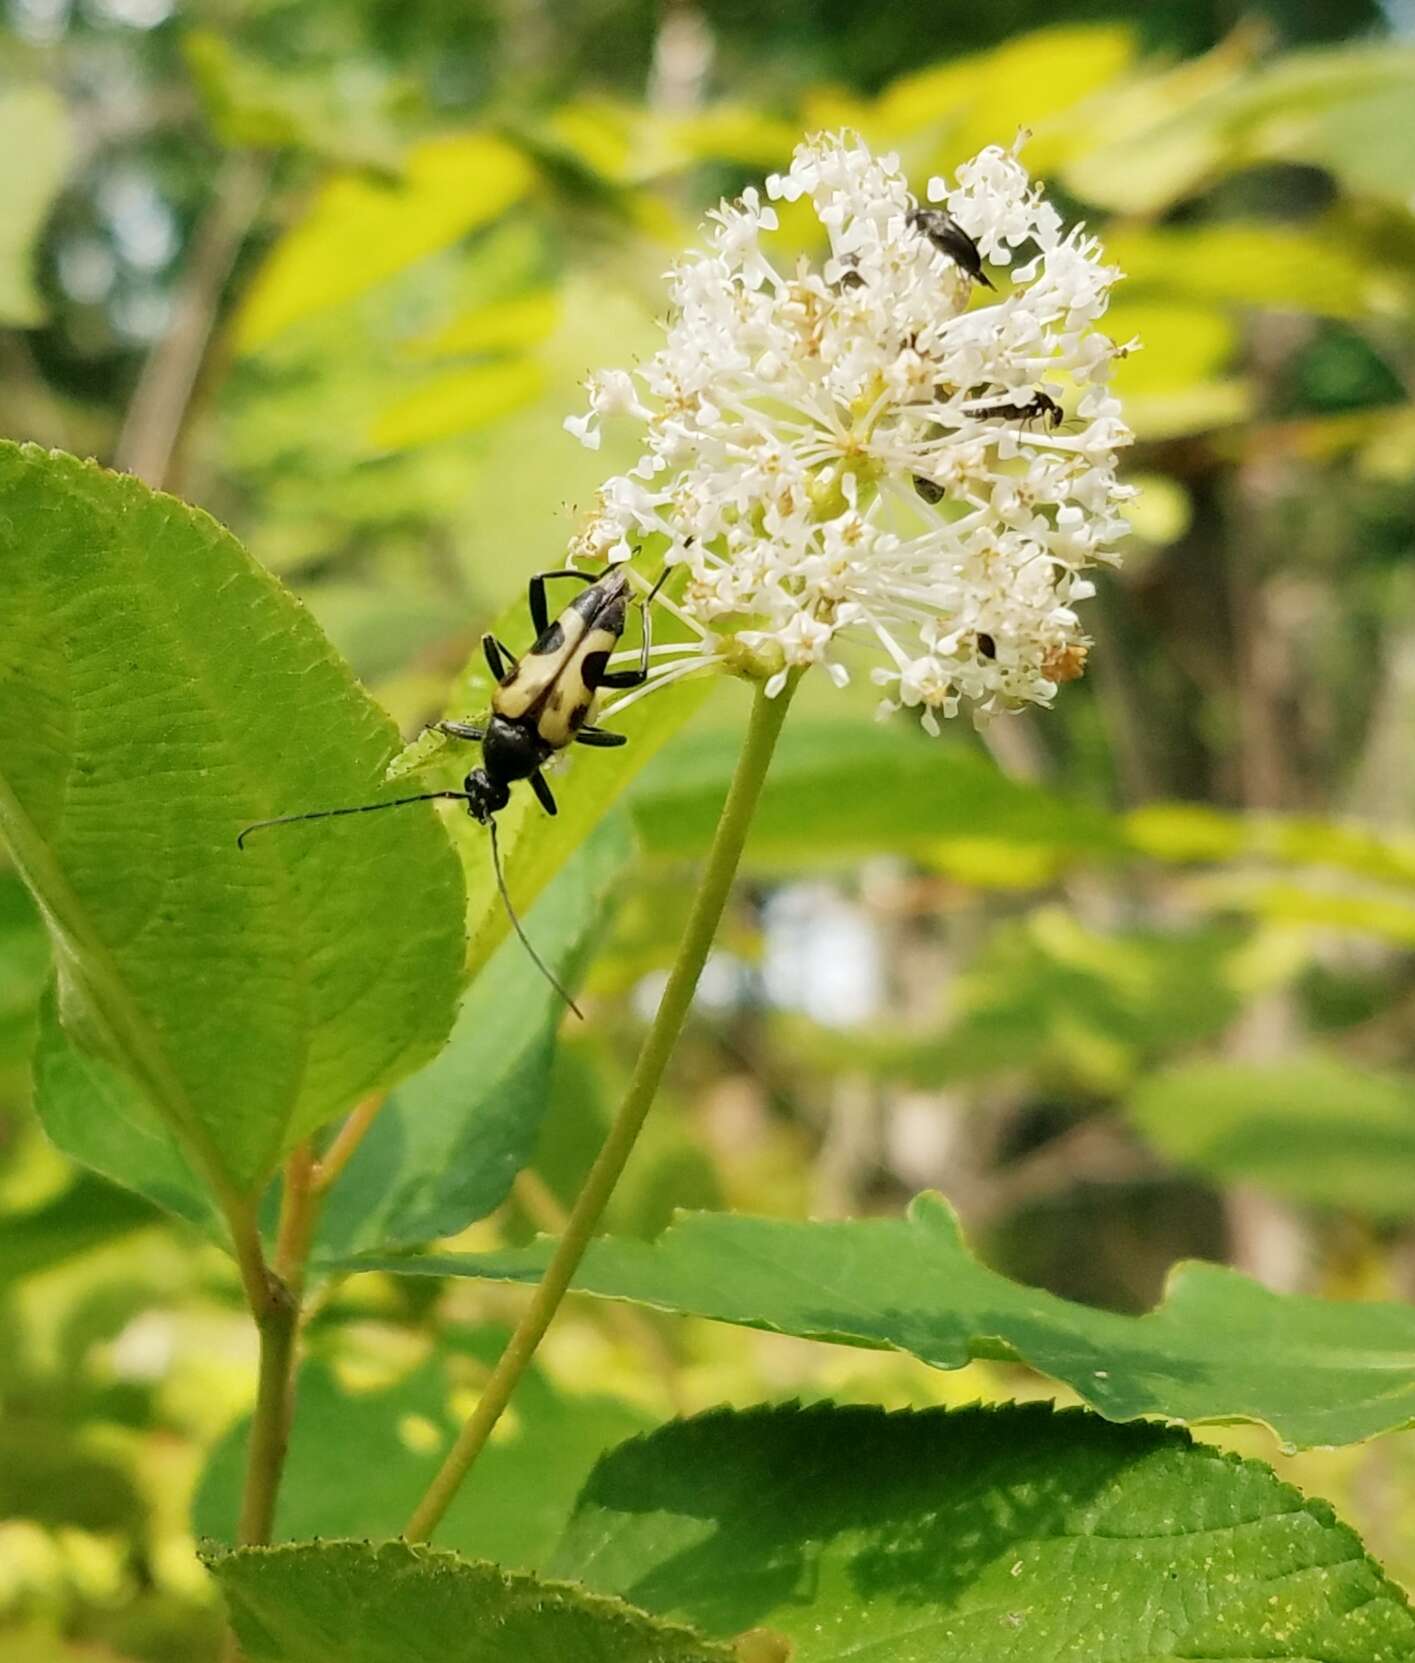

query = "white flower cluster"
[[565, 132, 1135, 728]]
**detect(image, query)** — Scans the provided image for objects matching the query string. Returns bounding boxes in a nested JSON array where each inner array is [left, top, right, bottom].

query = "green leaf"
[[311, 816, 630, 1261], [1065, 42, 1415, 213], [403, 290, 561, 359], [369, 357, 547, 452], [352, 1193, 1415, 1447], [631, 721, 1123, 871], [875, 25, 1136, 165], [1127, 1055, 1415, 1222], [0, 1418, 146, 1534], [0, 1172, 156, 1288], [236, 133, 536, 350], [0, 85, 71, 326], [1106, 222, 1390, 320], [194, 1335, 650, 1567], [772, 913, 1247, 1094], [0, 444, 465, 1202], [32, 988, 220, 1236], [206, 1540, 733, 1663], [0, 863, 47, 1078], [551, 1402, 1415, 1660], [32, 820, 626, 1258], [184, 30, 403, 167]]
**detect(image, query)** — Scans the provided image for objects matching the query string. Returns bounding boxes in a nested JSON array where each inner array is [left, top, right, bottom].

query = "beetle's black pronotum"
[[238, 565, 667, 1016]]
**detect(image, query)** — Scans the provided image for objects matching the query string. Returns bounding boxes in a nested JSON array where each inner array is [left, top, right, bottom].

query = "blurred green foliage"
[[3, 0, 1415, 1656]]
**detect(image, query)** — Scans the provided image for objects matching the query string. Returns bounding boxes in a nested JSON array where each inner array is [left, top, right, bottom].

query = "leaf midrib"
[[0, 762, 243, 1209]]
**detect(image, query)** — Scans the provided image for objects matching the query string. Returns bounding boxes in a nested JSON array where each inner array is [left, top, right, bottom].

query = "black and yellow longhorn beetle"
[[238, 564, 667, 1015]]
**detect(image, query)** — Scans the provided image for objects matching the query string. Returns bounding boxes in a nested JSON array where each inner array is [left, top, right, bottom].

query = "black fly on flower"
[[564, 131, 1136, 732]]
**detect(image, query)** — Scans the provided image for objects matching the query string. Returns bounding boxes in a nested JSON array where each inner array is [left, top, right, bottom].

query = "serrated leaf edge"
[[201, 1536, 736, 1657]]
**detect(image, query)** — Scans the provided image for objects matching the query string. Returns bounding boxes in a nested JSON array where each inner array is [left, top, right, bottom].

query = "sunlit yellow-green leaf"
[[1292, 83, 1415, 204], [1260, 817, 1415, 887], [1106, 302, 1234, 391], [1124, 382, 1253, 441], [922, 839, 1067, 889], [542, 99, 638, 182], [875, 25, 1134, 168], [1201, 879, 1415, 947], [369, 359, 546, 452], [1123, 474, 1192, 545], [1107, 223, 1388, 320], [1058, 26, 1261, 211], [631, 721, 1125, 872], [236, 133, 536, 350], [1064, 39, 1415, 212], [664, 107, 797, 170], [1124, 802, 1247, 864], [0, 85, 70, 327], [405, 291, 560, 359], [771, 914, 1252, 1095]]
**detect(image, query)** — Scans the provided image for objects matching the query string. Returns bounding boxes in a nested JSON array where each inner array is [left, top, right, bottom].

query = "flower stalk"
[[403, 670, 801, 1542]]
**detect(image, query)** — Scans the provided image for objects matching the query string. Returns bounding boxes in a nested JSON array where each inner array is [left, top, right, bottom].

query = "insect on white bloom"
[[565, 131, 1136, 730]]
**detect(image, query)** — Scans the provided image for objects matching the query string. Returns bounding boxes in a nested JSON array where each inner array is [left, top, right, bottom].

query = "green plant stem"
[[235, 1144, 316, 1546], [236, 1276, 299, 1544], [404, 672, 799, 1543]]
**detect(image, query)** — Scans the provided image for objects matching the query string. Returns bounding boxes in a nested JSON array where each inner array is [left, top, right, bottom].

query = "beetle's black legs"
[[596, 571, 667, 689], [528, 568, 597, 636], [574, 726, 628, 748], [528, 770, 558, 815], [434, 720, 486, 743], [483, 634, 518, 682]]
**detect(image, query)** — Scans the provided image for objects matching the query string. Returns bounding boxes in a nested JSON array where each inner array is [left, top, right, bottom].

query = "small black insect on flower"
[[907, 208, 995, 290]]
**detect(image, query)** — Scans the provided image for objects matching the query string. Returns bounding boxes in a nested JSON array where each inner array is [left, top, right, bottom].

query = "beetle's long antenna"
[[236, 792, 474, 849], [488, 818, 583, 1021]]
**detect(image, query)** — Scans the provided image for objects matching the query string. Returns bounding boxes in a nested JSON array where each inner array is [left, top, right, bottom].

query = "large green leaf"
[[31, 987, 220, 1237], [352, 1193, 1415, 1447], [0, 864, 47, 1079], [1127, 1055, 1415, 1221], [552, 1402, 1415, 1661], [206, 1540, 732, 1663], [310, 816, 631, 1262], [0, 444, 465, 1202], [31, 822, 624, 1255], [194, 1333, 650, 1566], [0, 85, 70, 327]]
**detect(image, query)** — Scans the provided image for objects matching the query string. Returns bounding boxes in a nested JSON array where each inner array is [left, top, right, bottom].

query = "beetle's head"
[[463, 768, 510, 824]]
